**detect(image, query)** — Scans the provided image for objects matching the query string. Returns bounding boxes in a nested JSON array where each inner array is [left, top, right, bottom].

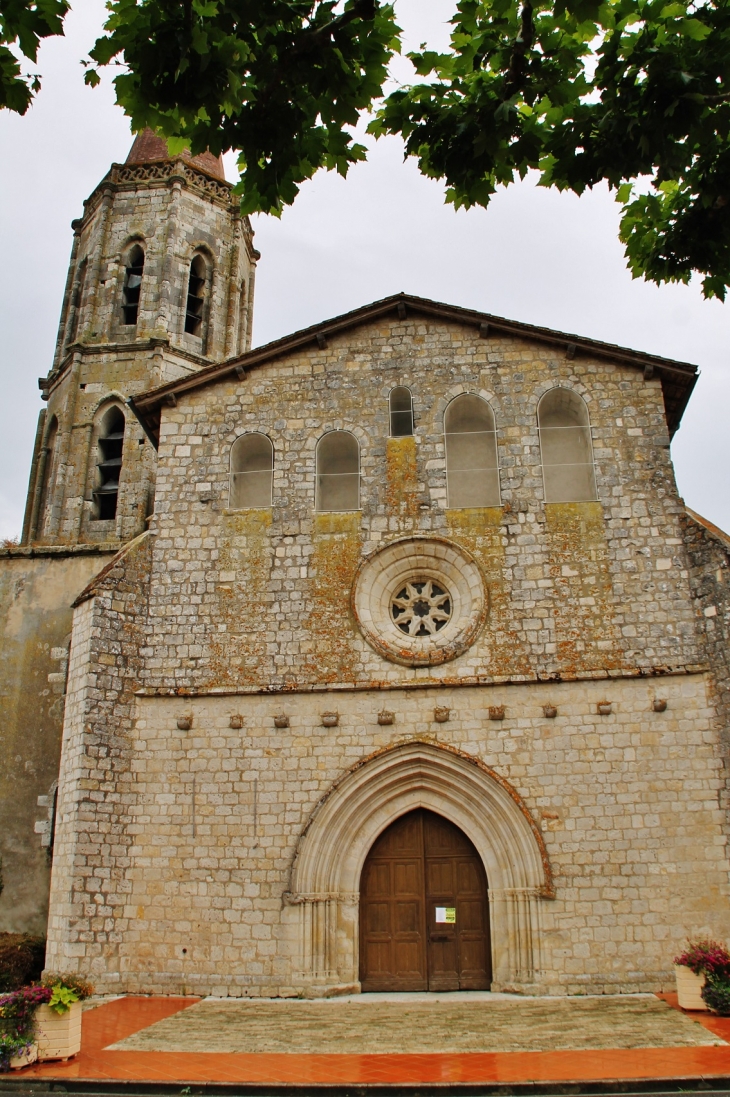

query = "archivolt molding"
[[290, 738, 553, 900], [286, 740, 553, 992]]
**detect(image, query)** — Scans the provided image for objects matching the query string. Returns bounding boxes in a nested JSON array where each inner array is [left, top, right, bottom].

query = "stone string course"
[[44, 316, 730, 996]]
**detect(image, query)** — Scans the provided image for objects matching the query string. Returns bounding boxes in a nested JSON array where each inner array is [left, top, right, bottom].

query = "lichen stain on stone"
[[207, 509, 272, 688], [446, 507, 533, 678], [544, 501, 623, 673], [386, 437, 419, 518], [308, 512, 362, 684]]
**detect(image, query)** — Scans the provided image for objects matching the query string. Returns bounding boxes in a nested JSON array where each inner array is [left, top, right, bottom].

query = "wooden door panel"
[[364, 901, 391, 934], [394, 900, 420, 934], [360, 808, 491, 992], [393, 859, 421, 895], [426, 859, 455, 894], [458, 899, 485, 932], [456, 859, 482, 893]]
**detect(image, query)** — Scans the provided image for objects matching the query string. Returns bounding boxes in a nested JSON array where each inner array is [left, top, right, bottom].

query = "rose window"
[[391, 579, 452, 637]]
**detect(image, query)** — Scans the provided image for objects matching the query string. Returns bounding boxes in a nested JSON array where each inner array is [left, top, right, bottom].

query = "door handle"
[[430, 934, 450, 942]]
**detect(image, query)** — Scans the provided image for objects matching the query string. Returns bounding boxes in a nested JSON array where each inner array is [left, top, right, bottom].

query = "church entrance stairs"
[[7, 992, 730, 1092]]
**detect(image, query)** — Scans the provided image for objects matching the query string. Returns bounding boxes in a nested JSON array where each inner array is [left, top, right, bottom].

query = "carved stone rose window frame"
[[351, 535, 487, 667]]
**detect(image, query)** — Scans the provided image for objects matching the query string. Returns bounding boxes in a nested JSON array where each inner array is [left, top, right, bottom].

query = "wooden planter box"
[[35, 1001, 82, 1060], [675, 964, 708, 1010], [9, 1043, 38, 1070]]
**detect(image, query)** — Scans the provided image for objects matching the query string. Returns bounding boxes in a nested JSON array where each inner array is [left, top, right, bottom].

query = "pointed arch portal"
[[286, 741, 553, 994]]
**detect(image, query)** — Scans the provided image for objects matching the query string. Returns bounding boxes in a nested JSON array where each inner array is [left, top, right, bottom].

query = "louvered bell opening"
[[185, 285, 205, 335], [97, 457, 122, 476], [92, 482, 119, 520], [122, 264, 143, 326]]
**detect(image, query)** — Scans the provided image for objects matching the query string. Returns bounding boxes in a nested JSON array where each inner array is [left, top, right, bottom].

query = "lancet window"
[[185, 254, 207, 337], [122, 245, 144, 326], [93, 406, 125, 520]]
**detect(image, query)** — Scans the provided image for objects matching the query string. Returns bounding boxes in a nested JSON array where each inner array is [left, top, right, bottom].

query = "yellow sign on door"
[[435, 906, 456, 924]]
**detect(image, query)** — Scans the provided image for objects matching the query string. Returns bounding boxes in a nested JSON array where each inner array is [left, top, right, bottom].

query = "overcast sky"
[[0, 0, 728, 540]]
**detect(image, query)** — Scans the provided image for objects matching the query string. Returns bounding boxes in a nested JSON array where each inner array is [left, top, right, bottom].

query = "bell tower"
[[21, 131, 259, 547]]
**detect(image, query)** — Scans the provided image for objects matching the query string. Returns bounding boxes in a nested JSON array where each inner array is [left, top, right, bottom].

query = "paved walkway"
[[111, 993, 721, 1054], [15, 992, 730, 1088]]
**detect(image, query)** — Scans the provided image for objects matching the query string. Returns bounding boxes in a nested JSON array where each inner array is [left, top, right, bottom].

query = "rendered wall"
[[0, 548, 114, 933]]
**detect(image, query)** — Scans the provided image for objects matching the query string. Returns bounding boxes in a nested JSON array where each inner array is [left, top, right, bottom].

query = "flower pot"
[[9, 1043, 38, 1070], [675, 964, 708, 1010], [35, 1000, 83, 1060]]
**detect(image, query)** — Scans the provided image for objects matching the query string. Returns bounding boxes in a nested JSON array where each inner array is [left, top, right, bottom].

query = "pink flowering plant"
[[0, 985, 51, 1071], [674, 939, 730, 978]]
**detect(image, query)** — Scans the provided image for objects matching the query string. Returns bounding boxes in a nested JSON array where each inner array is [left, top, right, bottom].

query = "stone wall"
[[43, 313, 730, 995], [46, 533, 153, 978], [143, 316, 701, 691], [0, 547, 115, 932], [682, 509, 730, 815], [46, 674, 730, 996]]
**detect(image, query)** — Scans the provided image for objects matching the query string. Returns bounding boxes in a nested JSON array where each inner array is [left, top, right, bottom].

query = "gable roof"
[[129, 292, 698, 447]]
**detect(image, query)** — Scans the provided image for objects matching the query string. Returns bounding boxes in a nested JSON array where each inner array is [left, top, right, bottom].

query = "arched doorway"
[[359, 808, 491, 992]]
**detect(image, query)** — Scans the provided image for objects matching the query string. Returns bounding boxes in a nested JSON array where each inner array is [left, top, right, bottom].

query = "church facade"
[[2, 134, 730, 998]]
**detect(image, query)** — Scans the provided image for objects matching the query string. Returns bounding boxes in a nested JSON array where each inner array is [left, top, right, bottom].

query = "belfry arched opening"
[[359, 808, 491, 992]]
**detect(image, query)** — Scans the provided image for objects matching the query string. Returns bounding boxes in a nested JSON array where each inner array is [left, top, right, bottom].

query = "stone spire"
[[126, 128, 226, 181]]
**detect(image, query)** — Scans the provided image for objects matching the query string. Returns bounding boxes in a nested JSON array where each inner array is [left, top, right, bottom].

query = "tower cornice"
[[77, 158, 256, 255]]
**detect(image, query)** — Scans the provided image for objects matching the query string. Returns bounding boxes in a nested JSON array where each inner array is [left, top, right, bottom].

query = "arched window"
[[184, 254, 207, 336], [316, 431, 360, 512], [93, 406, 125, 520], [538, 388, 597, 503], [230, 433, 274, 509], [36, 416, 58, 537], [122, 245, 144, 326], [444, 394, 500, 508], [389, 387, 414, 437]]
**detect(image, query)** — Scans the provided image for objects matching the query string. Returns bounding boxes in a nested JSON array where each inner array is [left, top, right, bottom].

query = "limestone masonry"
[[1, 132, 729, 999]]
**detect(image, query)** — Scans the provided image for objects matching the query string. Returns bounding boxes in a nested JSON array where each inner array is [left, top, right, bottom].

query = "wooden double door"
[[359, 808, 492, 992]]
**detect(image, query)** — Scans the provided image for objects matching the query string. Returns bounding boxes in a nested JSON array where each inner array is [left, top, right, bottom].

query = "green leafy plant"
[[3, 0, 730, 296], [702, 973, 730, 1014], [47, 985, 78, 1015], [0, 0, 70, 112], [41, 973, 94, 1009]]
